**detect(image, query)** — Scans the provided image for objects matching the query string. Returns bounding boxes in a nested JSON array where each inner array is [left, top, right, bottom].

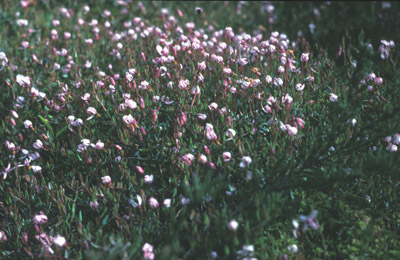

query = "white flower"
[[288, 244, 298, 253], [33, 140, 43, 150], [329, 93, 338, 102], [295, 83, 305, 91], [31, 165, 42, 173], [144, 175, 154, 184], [53, 235, 67, 247], [24, 120, 33, 128], [240, 156, 252, 168], [163, 199, 171, 208], [16, 74, 31, 87], [227, 219, 238, 231], [101, 175, 111, 184], [148, 197, 159, 209]]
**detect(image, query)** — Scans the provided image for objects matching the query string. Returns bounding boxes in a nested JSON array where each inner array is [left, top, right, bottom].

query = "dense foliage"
[[1, 1, 399, 259]]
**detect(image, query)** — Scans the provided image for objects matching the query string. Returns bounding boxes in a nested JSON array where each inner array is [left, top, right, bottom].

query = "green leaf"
[[102, 215, 109, 225], [38, 115, 54, 136], [56, 125, 68, 139]]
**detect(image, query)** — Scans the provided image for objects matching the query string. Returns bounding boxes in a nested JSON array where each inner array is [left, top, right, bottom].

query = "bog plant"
[[0, 1, 399, 259]]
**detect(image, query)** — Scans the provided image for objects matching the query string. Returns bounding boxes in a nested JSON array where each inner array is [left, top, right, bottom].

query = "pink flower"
[[387, 143, 398, 152], [24, 120, 33, 128], [93, 140, 104, 149], [21, 41, 30, 49], [237, 58, 248, 66], [33, 213, 48, 224], [182, 153, 194, 165], [263, 104, 272, 114], [143, 243, 155, 259], [273, 77, 283, 87], [198, 61, 206, 71], [223, 152, 232, 162], [178, 112, 187, 126], [178, 78, 190, 90], [126, 99, 137, 109], [81, 93, 90, 101], [123, 114, 136, 125], [102, 175, 111, 184], [265, 75, 272, 84], [148, 197, 159, 209], [282, 93, 293, 106], [267, 96, 277, 106], [204, 145, 210, 155], [374, 77, 383, 85], [286, 125, 298, 136], [140, 80, 150, 90], [86, 107, 97, 119], [301, 53, 309, 62], [329, 93, 338, 102], [198, 113, 207, 120], [199, 154, 208, 164], [33, 140, 43, 150], [136, 166, 145, 174], [296, 118, 305, 129], [205, 123, 217, 141], [209, 102, 218, 111], [223, 67, 232, 74], [0, 231, 7, 242]]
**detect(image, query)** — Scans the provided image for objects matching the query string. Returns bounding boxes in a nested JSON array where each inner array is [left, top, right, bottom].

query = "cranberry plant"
[[0, 1, 399, 259]]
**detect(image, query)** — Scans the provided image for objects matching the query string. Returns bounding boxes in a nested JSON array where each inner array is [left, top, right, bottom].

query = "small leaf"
[[56, 125, 68, 139], [38, 115, 54, 136]]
